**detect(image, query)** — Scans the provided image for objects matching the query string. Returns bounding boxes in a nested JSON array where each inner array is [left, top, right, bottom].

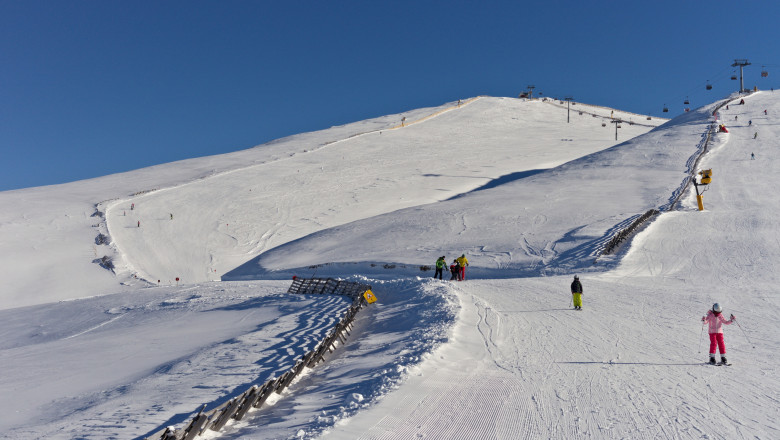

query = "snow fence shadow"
[[143, 278, 371, 440], [211, 277, 458, 440], [144, 277, 457, 440]]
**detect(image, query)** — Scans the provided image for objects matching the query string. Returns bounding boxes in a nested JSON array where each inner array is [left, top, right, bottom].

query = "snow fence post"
[[181, 404, 209, 440], [253, 378, 279, 409], [210, 396, 241, 431], [234, 385, 260, 421]]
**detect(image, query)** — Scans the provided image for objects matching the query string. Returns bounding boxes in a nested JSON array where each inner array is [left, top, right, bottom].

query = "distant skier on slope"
[[571, 275, 583, 310], [456, 254, 469, 280], [702, 303, 735, 365], [434, 256, 447, 280]]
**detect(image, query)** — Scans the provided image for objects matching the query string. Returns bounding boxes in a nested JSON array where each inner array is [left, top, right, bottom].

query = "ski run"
[[0, 93, 778, 439]]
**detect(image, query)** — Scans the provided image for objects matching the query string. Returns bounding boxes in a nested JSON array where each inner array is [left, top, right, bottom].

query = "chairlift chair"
[[663, 104, 669, 113], [761, 66, 768, 78], [684, 97, 690, 105], [731, 74, 737, 80], [706, 81, 713, 90]]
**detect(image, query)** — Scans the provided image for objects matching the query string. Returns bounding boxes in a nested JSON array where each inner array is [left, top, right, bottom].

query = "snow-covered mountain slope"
[[3, 92, 778, 440], [229, 103, 714, 279], [105, 97, 658, 290], [0, 100, 456, 310], [2, 97, 655, 310]]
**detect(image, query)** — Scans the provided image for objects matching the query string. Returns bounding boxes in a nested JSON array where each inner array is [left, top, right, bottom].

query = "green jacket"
[[436, 257, 446, 269]]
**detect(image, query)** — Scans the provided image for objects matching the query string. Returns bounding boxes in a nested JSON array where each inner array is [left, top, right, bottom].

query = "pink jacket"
[[702, 310, 733, 334]]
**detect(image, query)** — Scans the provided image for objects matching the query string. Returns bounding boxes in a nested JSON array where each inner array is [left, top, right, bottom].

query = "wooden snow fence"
[[599, 208, 660, 256], [144, 278, 372, 440], [287, 276, 372, 300]]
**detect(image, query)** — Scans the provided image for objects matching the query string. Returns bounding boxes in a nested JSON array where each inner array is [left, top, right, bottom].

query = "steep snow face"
[[232, 103, 716, 279], [106, 97, 659, 287]]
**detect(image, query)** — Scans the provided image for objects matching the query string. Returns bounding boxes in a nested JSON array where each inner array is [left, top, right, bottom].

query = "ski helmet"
[[574, 275, 579, 280], [712, 303, 722, 313]]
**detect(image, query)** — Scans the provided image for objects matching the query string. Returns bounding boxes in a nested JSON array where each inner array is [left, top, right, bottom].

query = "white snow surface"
[[1, 94, 778, 440]]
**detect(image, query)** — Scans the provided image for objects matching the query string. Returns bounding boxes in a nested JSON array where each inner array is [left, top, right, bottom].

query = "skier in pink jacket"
[[702, 303, 735, 365]]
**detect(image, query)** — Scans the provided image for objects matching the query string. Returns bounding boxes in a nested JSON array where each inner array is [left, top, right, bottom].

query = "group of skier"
[[433, 254, 469, 281]]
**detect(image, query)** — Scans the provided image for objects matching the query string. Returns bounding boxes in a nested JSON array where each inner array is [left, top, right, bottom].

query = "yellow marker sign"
[[363, 289, 378, 304]]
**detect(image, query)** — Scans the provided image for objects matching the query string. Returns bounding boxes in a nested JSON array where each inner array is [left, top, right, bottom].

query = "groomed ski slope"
[[306, 93, 779, 439], [1, 93, 778, 440]]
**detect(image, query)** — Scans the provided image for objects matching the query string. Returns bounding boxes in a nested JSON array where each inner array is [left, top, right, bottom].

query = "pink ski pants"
[[709, 333, 726, 355]]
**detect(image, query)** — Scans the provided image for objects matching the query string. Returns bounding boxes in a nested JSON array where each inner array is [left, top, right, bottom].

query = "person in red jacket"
[[702, 303, 735, 365], [449, 260, 460, 281]]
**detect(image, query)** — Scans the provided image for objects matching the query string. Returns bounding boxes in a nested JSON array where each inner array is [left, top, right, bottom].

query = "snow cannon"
[[694, 169, 713, 211], [699, 169, 713, 185]]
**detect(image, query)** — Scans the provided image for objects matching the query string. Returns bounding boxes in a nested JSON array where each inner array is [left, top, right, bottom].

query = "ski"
[[718, 362, 732, 366]]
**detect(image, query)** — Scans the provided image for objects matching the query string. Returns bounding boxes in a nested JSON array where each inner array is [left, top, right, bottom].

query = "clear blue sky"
[[2, 0, 778, 191]]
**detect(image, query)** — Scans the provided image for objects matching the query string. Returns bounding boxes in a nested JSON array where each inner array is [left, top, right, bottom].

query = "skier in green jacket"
[[434, 256, 447, 280]]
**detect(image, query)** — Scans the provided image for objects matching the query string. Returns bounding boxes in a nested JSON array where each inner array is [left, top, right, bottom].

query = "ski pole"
[[698, 322, 705, 353], [732, 316, 755, 348]]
